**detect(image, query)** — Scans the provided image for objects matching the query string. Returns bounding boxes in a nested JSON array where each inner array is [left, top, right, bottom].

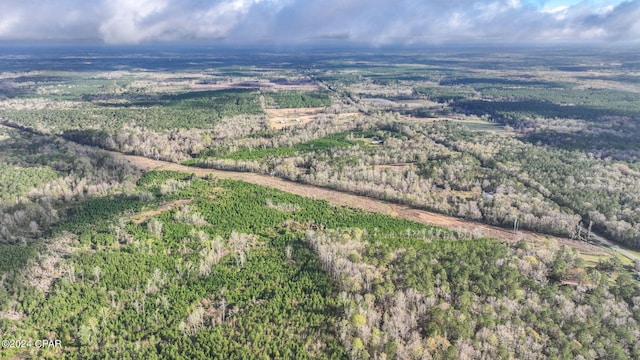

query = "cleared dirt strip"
[[119, 151, 605, 254]]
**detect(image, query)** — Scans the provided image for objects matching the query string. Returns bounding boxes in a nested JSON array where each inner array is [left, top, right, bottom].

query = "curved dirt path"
[[120, 152, 605, 254]]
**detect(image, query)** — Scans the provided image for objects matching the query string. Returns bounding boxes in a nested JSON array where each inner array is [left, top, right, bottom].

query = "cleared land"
[[266, 107, 325, 129], [266, 107, 360, 129], [117, 151, 607, 256], [397, 116, 511, 135]]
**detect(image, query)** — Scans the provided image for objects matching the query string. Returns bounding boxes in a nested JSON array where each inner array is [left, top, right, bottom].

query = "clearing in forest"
[[119, 151, 607, 258], [453, 117, 510, 133], [266, 107, 324, 129], [398, 115, 511, 134], [266, 108, 360, 129], [129, 199, 193, 224]]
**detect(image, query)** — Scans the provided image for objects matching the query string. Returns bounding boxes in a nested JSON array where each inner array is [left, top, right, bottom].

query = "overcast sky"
[[0, 0, 638, 45]]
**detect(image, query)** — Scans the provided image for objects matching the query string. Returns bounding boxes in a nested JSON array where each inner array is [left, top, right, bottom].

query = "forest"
[[1, 167, 638, 359], [0, 46, 639, 359]]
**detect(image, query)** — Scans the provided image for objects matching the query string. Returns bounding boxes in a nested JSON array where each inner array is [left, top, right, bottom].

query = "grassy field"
[[453, 117, 508, 133]]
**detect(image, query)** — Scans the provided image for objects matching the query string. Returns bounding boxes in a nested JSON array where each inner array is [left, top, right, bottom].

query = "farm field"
[[0, 45, 639, 359]]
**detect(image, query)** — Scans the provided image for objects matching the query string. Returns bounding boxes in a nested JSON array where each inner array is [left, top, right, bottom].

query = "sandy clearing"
[[117, 152, 605, 254], [266, 108, 361, 130], [0, 307, 24, 321], [266, 107, 324, 129]]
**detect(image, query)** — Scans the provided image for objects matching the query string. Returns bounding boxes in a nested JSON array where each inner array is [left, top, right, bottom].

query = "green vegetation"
[[266, 90, 332, 108], [414, 86, 477, 103], [454, 95, 640, 125], [308, 227, 640, 359], [0, 171, 445, 359], [0, 245, 36, 275], [444, 82, 640, 159], [0, 89, 263, 132], [3, 170, 637, 358], [0, 128, 144, 337], [98, 89, 265, 123], [2, 47, 640, 359], [199, 132, 363, 161], [0, 165, 59, 201]]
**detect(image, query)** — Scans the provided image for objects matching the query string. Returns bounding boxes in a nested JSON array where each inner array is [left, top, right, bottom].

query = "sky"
[[0, 0, 638, 46]]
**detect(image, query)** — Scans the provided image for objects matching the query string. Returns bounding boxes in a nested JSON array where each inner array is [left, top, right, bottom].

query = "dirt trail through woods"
[[130, 199, 192, 224], [0, 120, 612, 257], [120, 152, 604, 254]]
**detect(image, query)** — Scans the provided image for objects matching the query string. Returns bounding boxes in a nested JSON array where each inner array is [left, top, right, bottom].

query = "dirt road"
[[119, 152, 605, 254], [0, 119, 614, 257], [581, 227, 639, 262]]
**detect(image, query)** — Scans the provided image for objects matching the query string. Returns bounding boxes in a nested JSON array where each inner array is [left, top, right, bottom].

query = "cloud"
[[0, 0, 638, 45], [99, 0, 170, 44], [0, 0, 101, 40]]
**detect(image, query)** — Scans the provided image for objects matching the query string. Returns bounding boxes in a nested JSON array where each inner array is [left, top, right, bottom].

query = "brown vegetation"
[[21, 233, 76, 293], [372, 163, 417, 172]]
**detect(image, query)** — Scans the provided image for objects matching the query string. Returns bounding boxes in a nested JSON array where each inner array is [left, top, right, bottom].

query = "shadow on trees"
[[522, 130, 640, 160], [93, 89, 260, 110], [455, 99, 640, 124], [440, 77, 569, 88], [577, 74, 640, 84]]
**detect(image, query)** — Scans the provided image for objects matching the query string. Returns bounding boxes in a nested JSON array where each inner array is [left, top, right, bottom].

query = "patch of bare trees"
[[305, 228, 639, 359]]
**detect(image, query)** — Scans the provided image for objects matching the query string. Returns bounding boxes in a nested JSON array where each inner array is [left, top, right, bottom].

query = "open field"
[[266, 107, 360, 129], [453, 117, 509, 133], [266, 107, 325, 129]]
